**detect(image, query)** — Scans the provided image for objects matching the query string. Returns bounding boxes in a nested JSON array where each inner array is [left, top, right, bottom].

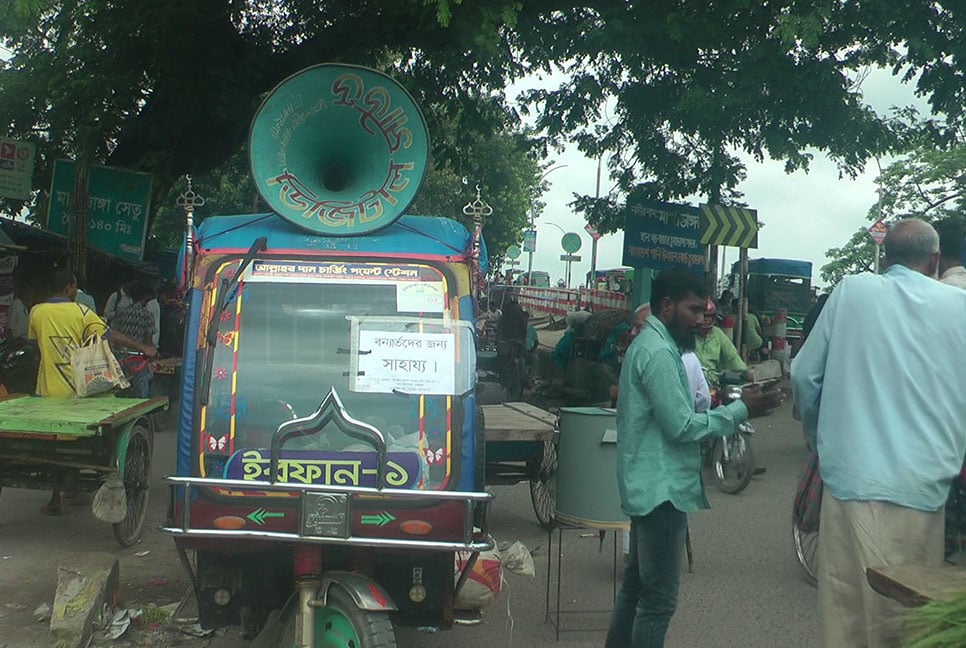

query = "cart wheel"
[[306, 587, 396, 648], [529, 440, 557, 530], [112, 423, 152, 547]]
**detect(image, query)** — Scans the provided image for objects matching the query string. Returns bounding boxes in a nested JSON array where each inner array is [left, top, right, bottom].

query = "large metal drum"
[[554, 407, 629, 530]]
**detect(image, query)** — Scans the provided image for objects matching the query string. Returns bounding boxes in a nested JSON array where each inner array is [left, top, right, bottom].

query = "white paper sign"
[[396, 282, 445, 313], [355, 330, 456, 394]]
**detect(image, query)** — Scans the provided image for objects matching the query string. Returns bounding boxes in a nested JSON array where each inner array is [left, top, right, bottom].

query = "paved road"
[[396, 399, 819, 648], [0, 401, 818, 648]]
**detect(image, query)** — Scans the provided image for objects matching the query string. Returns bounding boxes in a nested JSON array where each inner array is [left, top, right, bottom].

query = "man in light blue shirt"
[[791, 219, 966, 647], [606, 269, 781, 648]]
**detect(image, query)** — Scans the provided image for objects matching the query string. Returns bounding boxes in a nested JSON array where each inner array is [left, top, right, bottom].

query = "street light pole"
[[590, 154, 602, 288], [527, 164, 568, 278]]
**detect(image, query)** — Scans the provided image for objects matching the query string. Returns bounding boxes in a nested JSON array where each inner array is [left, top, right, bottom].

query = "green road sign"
[[360, 511, 395, 527], [522, 229, 536, 252], [506, 244, 521, 259], [561, 232, 582, 253], [47, 159, 152, 262], [247, 508, 285, 526]]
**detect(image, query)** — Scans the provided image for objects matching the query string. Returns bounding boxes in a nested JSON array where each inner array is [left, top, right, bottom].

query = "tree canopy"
[[820, 134, 966, 286], [0, 0, 535, 260], [5, 0, 966, 265], [513, 2, 917, 231]]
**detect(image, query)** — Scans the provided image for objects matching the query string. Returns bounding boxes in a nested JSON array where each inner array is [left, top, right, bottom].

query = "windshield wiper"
[[200, 236, 267, 406]]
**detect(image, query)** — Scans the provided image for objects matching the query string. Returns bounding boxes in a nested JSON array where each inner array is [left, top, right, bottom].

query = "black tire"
[[529, 440, 557, 530], [307, 587, 396, 648], [112, 424, 152, 547], [711, 433, 755, 495], [793, 523, 819, 587]]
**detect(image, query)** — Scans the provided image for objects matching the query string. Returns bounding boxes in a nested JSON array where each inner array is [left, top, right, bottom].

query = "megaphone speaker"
[[249, 64, 430, 236]]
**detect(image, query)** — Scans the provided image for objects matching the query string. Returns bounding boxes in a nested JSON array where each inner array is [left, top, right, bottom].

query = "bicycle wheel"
[[112, 423, 152, 547], [711, 433, 755, 494], [529, 440, 557, 530], [793, 523, 819, 587]]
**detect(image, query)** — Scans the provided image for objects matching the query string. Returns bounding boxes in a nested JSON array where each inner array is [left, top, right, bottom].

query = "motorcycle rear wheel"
[[711, 433, 755, 494]]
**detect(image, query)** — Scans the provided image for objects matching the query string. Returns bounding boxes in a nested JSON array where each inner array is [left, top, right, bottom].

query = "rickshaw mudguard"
[[319, 571, 397, 611]]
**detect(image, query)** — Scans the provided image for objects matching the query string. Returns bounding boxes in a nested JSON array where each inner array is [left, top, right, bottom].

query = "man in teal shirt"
[[694, 299, 751, 385], [606, 269, 781, 648]]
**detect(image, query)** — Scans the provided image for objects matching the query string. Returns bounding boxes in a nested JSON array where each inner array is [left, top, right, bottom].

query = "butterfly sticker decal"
[[207, 435, 228, 453], [216, 331, 236, 346], [424, 448, 445, 464]]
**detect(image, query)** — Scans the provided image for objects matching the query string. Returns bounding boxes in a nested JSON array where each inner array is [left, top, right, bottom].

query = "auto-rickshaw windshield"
[[200, 261, 473, 490]]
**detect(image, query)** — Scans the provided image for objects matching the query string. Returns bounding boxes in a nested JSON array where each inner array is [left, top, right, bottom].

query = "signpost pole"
[[867, 219, 888, 274], [737, 248, 748, 360], [560, 233, 582, 289], [559, 254, 582, 287], [584, 223, 601, 288], [526, 220, 535, 278], [590, 237, 598, 288], [591, 155, 601, 287]]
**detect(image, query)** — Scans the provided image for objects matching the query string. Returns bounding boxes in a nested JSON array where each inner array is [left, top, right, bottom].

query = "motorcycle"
[[706, 370, 761, 495], [0, 337, 40, 397]]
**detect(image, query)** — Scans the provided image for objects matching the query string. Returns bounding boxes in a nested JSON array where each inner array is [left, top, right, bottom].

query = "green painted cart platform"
[[0, 395, 168, 438], [0, 395, 168, 546]]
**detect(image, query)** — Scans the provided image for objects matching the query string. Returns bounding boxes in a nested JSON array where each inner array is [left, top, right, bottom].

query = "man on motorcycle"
[[694, 299, 752, 385]]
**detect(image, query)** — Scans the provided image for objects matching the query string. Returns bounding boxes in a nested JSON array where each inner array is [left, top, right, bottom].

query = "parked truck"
[[729, 258, 813, 346]]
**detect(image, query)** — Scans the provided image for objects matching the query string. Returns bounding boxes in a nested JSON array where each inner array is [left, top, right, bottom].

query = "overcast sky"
[[509, 67, 931, 290]]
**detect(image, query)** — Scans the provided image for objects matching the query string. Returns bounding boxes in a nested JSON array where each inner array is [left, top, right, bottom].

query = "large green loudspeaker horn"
[[249, 64, 429, 236]]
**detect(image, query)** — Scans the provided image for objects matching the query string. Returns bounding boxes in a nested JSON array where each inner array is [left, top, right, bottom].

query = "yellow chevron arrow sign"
[[700, 204, 759, 248]]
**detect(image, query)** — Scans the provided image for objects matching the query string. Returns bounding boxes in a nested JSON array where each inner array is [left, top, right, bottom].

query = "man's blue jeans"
[[605, 501, 688, 648]]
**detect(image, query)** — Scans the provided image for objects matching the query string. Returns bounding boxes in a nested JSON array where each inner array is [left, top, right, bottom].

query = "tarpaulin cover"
[[733, 257, 812, 278]]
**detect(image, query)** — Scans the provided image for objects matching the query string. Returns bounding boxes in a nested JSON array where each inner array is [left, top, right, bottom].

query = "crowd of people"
[[607, 217, 965, 648], [2, 267, 189, 515], [5, 268, 185, 402]]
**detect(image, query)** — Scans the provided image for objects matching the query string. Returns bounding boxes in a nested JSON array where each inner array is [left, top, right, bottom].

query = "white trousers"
[[817, 491, 944, 648]]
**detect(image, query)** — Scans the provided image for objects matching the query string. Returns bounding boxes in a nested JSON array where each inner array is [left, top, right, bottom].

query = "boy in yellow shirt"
[[28, 267, 156, 513]]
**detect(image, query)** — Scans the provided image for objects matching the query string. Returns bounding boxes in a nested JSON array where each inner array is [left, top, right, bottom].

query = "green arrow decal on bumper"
[[360, 512, 396, 527]]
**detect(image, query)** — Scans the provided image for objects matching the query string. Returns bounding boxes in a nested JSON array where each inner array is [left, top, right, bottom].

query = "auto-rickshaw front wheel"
[[307, 588, 395, 648]]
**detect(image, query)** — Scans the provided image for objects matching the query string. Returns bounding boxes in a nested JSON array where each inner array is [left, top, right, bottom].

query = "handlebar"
[[718, 370, 746, 386]]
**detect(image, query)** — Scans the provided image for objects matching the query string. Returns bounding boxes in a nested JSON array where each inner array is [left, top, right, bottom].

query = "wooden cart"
[[867, 564, 966, 607], [481, 401, 558, 528], [0, 395, 168, 546]]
